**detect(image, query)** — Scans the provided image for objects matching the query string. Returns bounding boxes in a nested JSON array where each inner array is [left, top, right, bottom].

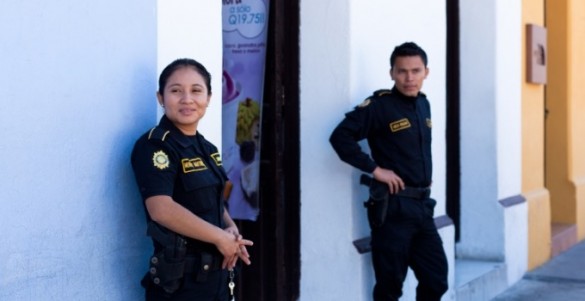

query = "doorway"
[[446, 0, 461, 241], [234, 0, 300, 300]]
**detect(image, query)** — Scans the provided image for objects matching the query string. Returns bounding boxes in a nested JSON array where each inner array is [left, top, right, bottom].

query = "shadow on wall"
[[104, 64, 158, 298]]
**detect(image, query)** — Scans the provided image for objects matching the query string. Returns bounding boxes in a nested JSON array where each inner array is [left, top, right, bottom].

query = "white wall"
[[300, 1, 449, 300], [157, 0, 223, 146], [0, 1, 529, 299], [495, 0, 522, 199], [0, 1, 156, 300], [504, 202, 528, 285], [459, 0, 526, 280], [300, 0, 360, 299], [495, 0, 527, 285], [459, 0, 504, 260], [0, 1, 224, 300]]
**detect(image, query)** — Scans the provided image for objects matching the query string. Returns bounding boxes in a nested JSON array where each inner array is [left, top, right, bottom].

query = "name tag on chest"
[[389, 118, 411, 132]]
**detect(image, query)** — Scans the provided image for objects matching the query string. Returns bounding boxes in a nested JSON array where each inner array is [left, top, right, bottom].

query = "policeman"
[[131, 58, 253, 301], [329, 42, 448, 301]]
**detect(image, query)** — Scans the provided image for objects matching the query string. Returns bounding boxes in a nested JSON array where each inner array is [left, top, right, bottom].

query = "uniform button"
[[151, 257, 159, 265], [153, 277, 160, 285], [203, 264, 210, 271], [149, 267, 157, 274]]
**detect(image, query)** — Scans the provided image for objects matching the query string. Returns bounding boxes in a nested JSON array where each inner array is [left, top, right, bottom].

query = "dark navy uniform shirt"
[[131, 115, 228, 254], [329, 87, 432, 188]]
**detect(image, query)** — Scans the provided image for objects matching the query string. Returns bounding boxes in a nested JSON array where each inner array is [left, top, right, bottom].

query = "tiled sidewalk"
[[492, 241, 585, 300]]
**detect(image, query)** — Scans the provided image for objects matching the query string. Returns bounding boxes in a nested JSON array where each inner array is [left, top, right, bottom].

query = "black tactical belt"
[[396, 186, 431, 200], [184, 254, 222, 274]]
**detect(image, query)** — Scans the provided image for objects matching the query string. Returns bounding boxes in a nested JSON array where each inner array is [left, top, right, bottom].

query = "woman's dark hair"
[[158, 58, 212, 95], [389, 42, 428, 68]]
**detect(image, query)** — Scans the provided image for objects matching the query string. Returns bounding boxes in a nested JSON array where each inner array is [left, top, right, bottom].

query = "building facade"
[[1, 0, 584, 300]]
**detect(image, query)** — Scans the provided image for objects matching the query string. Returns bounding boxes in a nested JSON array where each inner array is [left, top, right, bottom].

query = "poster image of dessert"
[[221, 0, 269, 221]]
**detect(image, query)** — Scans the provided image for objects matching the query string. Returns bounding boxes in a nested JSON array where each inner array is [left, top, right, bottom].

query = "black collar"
[[158, 115, 200, 148], [391, 86, 421, 101]]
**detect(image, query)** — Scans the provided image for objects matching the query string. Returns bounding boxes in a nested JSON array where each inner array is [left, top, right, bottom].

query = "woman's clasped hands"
[[218, 226, 253, 269]]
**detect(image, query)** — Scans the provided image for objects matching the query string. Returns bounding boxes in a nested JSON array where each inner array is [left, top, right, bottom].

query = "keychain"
[[228, 268, 236, 301]]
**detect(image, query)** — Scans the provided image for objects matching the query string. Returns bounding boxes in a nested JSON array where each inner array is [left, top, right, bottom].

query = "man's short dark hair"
[[389, 42, 428, 68]]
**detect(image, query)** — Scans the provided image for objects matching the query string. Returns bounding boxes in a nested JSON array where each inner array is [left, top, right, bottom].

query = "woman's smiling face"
[[158, 66, 211, 135]]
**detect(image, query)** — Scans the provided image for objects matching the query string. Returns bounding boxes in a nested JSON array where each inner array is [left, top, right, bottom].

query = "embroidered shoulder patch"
[[426, 118, 432, 128], [389, 118, 411, 132], [152, 150, 170, 170]]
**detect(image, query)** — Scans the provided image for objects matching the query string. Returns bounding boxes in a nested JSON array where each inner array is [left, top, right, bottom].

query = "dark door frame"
[[261, 0, 301, 298], [446, 0, 461, 241], [236, 0, 300, 300]]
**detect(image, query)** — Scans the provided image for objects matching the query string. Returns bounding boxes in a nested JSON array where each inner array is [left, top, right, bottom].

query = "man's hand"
[[372, 167, 405, 194]]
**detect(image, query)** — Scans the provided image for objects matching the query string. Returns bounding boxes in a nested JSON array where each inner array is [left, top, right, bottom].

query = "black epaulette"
[[147, 127, 171, 142], [356, 89, 392, 109], [373, 89, 392, 97], [356, 96, 374, 109]]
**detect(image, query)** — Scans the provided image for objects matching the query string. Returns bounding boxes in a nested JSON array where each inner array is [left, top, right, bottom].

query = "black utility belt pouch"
[[364, 197, 388, 228], [195, 252, 216, 282], [360, 174, 390, 229], [147, 222, 188, 294], [149, 245, 186, 294]]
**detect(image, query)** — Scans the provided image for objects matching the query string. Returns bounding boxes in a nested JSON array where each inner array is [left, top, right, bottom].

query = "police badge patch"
[[152, 150, 170, 170]]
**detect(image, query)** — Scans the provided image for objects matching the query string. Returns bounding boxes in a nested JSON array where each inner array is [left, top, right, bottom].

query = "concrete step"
[[455, 259, 507, 301]]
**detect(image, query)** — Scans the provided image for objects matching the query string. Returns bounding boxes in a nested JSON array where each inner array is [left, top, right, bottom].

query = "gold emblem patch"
[[152, 151, 170, 170], [211, 153, 222, 166], [389, 118, 411, 132], [426, 118, 432, 128], [182, 158, 207, 173]]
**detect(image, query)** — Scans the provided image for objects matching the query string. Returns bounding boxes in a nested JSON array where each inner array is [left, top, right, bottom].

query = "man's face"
[[390, 55, 429, 97]]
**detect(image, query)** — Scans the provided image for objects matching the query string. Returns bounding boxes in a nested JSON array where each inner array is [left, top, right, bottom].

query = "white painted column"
[[495, 0, 527, 285], [459, 1, 526, 283], [157, 0, 223, 147], [459, 0, 504, 259]]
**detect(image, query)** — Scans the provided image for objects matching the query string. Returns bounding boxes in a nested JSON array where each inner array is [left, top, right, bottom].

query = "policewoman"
[[131, 58, 253, 301], [329, 42, 448, 301]]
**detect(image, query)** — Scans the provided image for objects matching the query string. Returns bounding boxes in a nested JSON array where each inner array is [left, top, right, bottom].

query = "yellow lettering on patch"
[[389, 118, 411, 132], [211, 153, 222, 166], [181, 158, 207, 173]]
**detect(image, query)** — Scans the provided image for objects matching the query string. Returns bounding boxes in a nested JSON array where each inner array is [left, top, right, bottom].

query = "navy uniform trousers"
[[144, 270, 229, 301], [370, 195, 448, 301]]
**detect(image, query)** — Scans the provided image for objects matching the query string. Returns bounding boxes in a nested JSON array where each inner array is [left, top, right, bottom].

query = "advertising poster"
[[222, 0, 269, 221]]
